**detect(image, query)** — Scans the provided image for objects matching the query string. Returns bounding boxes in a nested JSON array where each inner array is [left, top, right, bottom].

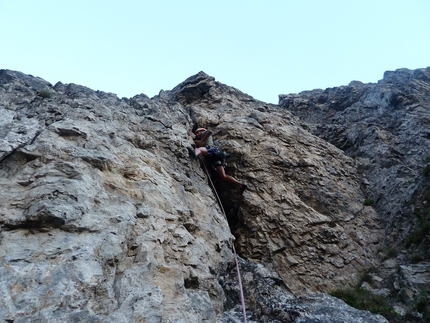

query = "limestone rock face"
[[0, 69, 399, 322], [279, 67, 430, 244], [172, 73, 384, 295], [0, 71, 233, 322], [279, 67, 430, 318]]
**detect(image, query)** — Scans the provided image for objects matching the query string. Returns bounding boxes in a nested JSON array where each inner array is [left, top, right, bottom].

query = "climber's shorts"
[[206, 147, 225, 166]]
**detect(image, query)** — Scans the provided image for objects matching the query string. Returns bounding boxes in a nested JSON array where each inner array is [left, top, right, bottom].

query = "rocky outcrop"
[[279, 68, 430, 244], [1, 68, 420, 322], [175, 73, 384, 296], [279, 67, 430, 320], [1, 71, 233, 322]]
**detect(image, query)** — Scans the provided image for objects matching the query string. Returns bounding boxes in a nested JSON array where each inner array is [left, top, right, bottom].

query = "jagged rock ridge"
[[279, 67, 430, 321], [279, 68, 430, 244], [1, 67, 425, 322]]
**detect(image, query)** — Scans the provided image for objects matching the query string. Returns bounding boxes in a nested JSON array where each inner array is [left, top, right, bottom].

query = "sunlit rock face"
[[6, 67, 430, 322], [173, 72, 384, 296], [0, 70, 236, 322]]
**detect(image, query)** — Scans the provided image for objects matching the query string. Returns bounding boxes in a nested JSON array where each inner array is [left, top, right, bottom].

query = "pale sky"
[[1, 1, 429, 103]]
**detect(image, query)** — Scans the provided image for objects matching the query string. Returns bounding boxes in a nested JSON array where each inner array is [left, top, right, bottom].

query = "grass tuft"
[[364, 198, 374, 206], [39, 89, 52, 99], [330, 287, 397, 320]]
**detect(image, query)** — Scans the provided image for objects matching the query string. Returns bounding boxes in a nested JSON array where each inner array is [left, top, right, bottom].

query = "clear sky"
[[1, 1, 429, 103]]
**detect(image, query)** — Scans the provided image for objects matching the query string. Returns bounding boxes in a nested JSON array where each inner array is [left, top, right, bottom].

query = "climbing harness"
[[201, 159, 248, 323]]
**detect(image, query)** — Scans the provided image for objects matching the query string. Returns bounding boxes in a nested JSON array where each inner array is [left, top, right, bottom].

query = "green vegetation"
[[406, 217, 430, 247], [330, 284, 430, 322], [329, 269, 397, 320], [424, 190, 430, 202], [380, 246, 398, 261], [331, 154, 430, 322], [405, 212, 430, 263], [364, 198, 374, 206], [330, 287, 397, 320], [39, 89, 52, 98], [405, 154, 430, 262], [411, 290, 430, 322], [423, 154, 430, 176], [424, 165, 430, 177]]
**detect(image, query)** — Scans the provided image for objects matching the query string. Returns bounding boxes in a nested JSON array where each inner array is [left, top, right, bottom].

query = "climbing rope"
[[200, 159, 248, 323]]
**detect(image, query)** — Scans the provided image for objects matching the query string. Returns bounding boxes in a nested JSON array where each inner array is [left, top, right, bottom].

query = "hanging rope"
[[200, 159, 248, 323]]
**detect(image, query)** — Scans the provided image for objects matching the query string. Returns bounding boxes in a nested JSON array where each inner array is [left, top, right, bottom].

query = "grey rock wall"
[[279, 67, 430, 244], [173, 73, 384, 296], [0, 69, 401, 322], [0, 71, 232, 322], [279, 67, 430, 320]]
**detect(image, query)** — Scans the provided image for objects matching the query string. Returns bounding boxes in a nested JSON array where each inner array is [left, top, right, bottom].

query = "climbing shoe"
[[187, 147, 197, 159], [240, 183, 248, 195]]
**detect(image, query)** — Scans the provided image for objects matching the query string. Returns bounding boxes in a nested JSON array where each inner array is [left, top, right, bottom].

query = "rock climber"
[[189, 127, 247, 194]]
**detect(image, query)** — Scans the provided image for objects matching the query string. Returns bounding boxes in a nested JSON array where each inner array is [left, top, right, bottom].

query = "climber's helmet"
[[194, 128, 206, 135]]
